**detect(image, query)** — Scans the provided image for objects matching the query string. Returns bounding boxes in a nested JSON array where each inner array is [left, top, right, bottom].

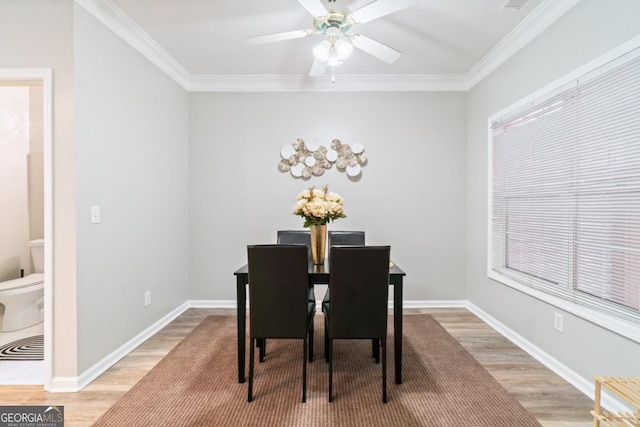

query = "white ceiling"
[[79, 0, 579, 91]]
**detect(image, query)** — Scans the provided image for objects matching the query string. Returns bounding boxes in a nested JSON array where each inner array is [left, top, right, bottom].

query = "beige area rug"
[[94, 315, 542, 427]]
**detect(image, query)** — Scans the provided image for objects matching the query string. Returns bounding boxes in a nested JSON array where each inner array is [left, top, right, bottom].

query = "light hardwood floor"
[[0, 308, 595, 426]]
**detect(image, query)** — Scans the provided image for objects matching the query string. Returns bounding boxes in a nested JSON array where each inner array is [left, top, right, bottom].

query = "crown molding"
[[75, 0, 191, 89], [186, 74, 468, 92], [75, 0, 580, 93], [464, 0, 582, 89]]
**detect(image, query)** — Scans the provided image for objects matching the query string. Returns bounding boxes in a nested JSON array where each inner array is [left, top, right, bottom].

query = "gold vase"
[[309, 224, 327, 265]]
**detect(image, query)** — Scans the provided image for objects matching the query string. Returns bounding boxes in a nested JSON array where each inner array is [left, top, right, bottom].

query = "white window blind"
[[489, 47, 640, 324]]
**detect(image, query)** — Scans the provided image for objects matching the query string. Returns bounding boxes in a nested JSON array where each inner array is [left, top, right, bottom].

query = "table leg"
[[393, 278, 403, 384], [237, 275, 246, 383]]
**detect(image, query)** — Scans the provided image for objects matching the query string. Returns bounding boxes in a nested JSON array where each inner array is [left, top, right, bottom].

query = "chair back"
[[277, 230, 311, 260], [328, 246, 390, 339], [247, 245, 309, 339], [328, 230, 365, 247], [277, 230, 311, 245]]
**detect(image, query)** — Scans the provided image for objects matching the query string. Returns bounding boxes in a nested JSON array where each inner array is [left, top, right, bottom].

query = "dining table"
[[233, 259, 407, 384]]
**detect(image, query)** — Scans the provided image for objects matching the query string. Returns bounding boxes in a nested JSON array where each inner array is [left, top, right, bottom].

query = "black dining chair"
[[322, 245, 391, 403], [264, 230, 315, 361], [322, 231, 370, 360], [247, 244, 315, 403], [277, 230, 311, 249], [277, 230, 314, 301], [327, 230, 365, 247]]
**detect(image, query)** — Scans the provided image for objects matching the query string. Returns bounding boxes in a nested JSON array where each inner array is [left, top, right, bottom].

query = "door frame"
[[0, 68, 53, 389]]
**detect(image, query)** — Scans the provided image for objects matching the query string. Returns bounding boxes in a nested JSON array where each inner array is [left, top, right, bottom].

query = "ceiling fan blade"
[[351, 34, 402, 63], [310, 59, 327, 76], [246, 29, 313, 45], [349, 0, 420, 24], [297, 0, 327, 17]]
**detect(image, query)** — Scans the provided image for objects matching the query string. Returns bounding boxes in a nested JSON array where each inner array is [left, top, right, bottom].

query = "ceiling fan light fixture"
[[326, 54, 343, 67], [314, 37, 353, 65], [313, 40, 332, 62], [334, 38, 353, 60]]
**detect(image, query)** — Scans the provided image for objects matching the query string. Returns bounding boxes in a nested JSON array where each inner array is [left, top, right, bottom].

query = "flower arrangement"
[[293, 185, 346, 227]]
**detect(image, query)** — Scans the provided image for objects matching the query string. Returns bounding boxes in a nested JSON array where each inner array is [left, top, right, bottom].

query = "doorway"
[[0, 69, 52, 389]]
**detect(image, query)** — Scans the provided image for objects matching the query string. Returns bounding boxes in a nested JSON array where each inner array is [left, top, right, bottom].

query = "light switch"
[[90, 205, 100, 224]]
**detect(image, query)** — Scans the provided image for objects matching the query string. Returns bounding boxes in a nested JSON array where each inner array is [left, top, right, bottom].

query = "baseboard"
[[49, 376, 79, 393], [464, 301, 632, 413], [186, 299, 237, 308], [59, 302, 190, 392], [402, 300, 468, 309]]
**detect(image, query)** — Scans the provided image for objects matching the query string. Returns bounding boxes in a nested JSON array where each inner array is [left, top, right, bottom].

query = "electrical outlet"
[[144, 291, 151, 307], [553, 312, 564, 332]]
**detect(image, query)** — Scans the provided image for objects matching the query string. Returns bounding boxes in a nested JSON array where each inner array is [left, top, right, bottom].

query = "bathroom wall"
[[28, 84, 45, 243], [0, 86, 30, 282]]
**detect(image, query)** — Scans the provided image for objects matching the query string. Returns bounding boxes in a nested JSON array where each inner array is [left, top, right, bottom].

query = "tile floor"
[[0, 321, 44, 385]]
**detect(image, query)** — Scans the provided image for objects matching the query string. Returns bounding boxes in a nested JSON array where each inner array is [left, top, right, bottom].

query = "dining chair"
[[322, 245, 391, 403], [327, 230, 365, 247], [277, 230, 314, 300], [322, 230, 371, 361], [247, 244, 315, 403], [266, 230, 315, 361], [277, 229, 311, 248]]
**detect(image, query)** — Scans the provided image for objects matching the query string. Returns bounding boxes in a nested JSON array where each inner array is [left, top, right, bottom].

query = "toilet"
[[0, 239, 45, 332]]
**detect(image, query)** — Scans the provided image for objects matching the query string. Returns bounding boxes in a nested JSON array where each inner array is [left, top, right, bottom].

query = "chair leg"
[[373, 339, 380, 363], [382, 337, 387, 403], [302, 338, 308, 403], [309, 318, 314, 363], [328, 338, 334, 402], [324, 317, 329, 363], [248, 338, 255, 402], [259, 338, 266, 362]]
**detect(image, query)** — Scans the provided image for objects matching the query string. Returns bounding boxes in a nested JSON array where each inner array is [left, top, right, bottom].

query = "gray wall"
[[466, 0, 640, 384], [74, 6, 190, 372], [188, 92, 468, 302]]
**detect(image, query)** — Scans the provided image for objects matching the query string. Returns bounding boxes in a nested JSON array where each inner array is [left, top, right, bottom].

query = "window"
[[489, 44, 640, 327]]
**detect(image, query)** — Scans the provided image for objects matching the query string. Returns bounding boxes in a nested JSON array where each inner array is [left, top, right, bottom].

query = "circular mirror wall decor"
[[278, 138, 367, 180]]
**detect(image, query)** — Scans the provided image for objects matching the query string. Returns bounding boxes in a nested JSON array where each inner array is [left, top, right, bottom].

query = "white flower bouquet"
[[293, 185, 346, 227]]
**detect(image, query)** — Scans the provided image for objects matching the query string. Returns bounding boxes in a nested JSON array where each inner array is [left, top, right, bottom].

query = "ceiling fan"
[[246, 0, 420, 77]]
